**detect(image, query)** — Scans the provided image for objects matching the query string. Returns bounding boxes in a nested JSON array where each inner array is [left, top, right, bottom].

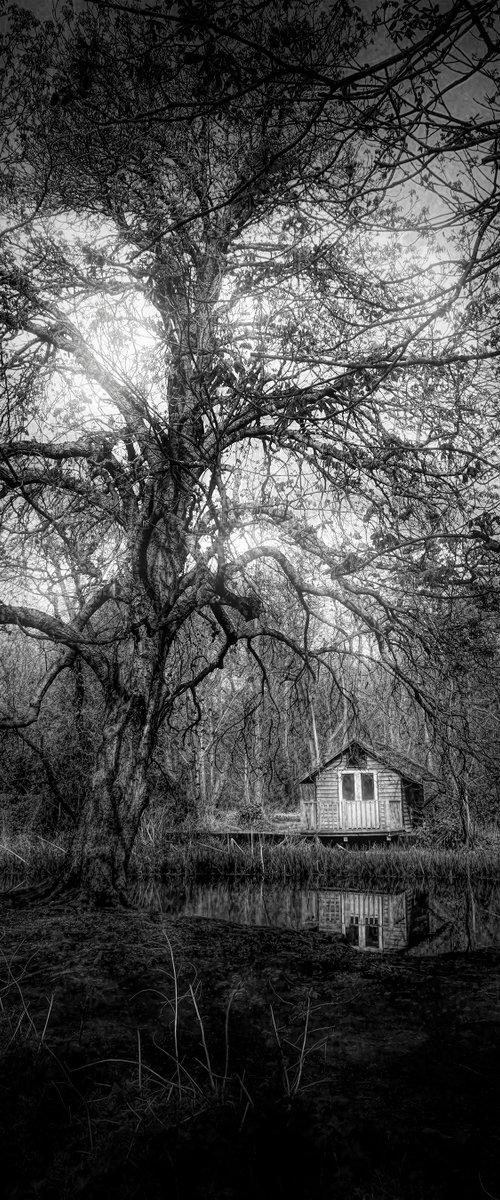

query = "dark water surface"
[[131, 878, 500, 955]]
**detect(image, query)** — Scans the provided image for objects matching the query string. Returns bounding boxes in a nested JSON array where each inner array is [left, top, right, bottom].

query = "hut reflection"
[[318, 888, 411, 951], [129, 879, 434, 952]]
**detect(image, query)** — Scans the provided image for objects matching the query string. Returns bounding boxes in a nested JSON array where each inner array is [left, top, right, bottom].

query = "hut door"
[[341, 892, 383, 949], [340, 771, 379, 829]]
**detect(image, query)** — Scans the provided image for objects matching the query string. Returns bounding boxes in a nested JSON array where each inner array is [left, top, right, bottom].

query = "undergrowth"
[[1, 822, 499, 893], [0, 930, 330, 1200], [0, 832, 68, 888], [131, 832, 500, 886]]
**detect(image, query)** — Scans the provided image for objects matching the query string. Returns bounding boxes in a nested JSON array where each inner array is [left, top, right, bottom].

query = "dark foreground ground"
[[1, 901, 499, 1200]]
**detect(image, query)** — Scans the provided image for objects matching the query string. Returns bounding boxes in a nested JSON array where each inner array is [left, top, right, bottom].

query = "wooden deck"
[[170, 828, 413, 847]]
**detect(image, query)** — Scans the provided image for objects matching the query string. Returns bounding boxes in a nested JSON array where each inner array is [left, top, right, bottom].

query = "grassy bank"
[[132, 809, 500, 884], [136, 836, 500, 885], [0, 832, 68, 888], [0, 825, 499, 893]]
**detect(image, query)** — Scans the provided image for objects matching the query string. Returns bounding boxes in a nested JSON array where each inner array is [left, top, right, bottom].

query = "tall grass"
[[131, 829, 500, 885], [1, 821, 498, 893], [0, 833, 68, 888]]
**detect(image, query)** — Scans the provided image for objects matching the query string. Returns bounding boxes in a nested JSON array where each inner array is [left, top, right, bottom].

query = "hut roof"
[[299, 737, 431, 786]]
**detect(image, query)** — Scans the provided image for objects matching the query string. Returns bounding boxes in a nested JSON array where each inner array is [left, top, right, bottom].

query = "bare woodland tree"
[[1, 0, 500, 899]]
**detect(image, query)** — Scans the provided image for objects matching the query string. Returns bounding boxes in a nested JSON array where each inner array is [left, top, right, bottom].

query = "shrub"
[[413, 814, 468, 850], [236, 805, 266, 828]]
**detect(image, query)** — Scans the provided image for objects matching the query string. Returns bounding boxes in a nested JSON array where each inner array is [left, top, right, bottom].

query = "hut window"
[[361, 772, 375, 802], [342, 773, 355, 802], [341, 771, 376, 803]]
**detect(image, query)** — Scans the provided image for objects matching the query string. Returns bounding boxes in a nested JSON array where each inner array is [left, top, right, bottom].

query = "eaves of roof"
[[299, 737, 429, 785]]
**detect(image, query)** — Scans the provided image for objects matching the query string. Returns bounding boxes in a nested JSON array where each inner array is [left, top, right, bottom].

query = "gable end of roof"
[[299, 737, 430, 785]]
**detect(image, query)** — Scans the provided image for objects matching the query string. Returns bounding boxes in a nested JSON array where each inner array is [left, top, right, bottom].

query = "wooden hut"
[[299, 738, 426, 836]]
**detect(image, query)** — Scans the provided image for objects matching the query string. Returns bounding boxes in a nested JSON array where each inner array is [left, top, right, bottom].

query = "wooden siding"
[[300, 783, 316, 828], [339, 784, 379, 830], [376, 770, 403, 831], [318, 890, 342, 928], [401, 784, 411, 830], [316, 765, 340, 830], [315, 761, 404, 832], [380, 892, 411, 951]]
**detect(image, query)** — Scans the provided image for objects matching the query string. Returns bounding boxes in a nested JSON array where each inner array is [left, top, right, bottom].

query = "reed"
[[0, 941, 55, 1054], [1, 821, 499, 893], [270, 993, 329, 1097], [130, 833, 500, 886], [55, 929, 256, 1135], [0, 833, 68, 888]]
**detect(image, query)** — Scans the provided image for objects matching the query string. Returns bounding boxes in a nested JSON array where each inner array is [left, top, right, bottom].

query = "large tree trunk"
[[68, 682, 161, 904]]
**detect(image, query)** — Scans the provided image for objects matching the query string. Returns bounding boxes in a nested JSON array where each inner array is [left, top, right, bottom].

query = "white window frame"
[[338, 769, 378, 805]]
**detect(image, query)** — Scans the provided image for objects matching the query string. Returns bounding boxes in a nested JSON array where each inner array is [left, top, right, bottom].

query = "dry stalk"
[[270, 995, 329, 1097], [162, 931, 182, 1098], [188, 983, 216, 1092]]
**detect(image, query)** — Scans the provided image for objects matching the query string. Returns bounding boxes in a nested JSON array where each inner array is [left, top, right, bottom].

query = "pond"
[[130, 878, 500, 955]]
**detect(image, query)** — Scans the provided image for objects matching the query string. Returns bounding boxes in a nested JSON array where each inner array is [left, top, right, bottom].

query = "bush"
[[413, 814, 466, 849], [236, 805, 266, 828]]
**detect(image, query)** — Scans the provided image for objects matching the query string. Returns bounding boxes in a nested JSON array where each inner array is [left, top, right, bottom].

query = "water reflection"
[[130, 879, 500, 955], [318, 889, 414, 951]]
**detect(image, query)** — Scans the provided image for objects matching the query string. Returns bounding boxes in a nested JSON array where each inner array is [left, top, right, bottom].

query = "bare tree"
[[1, 0, 500, 900]]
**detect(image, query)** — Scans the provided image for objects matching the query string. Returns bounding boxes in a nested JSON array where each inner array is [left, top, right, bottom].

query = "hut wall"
[[380, 893, 410, 950], [401, 783, 411, 830], [376, 769, 403, 831], [402, 780, 425, 829], [300, 782, 317, 830], [316, 761, 406, 831], [316, 764, 340, 830], [303, 748, 423, 832], [318, 890, 342, 931]]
